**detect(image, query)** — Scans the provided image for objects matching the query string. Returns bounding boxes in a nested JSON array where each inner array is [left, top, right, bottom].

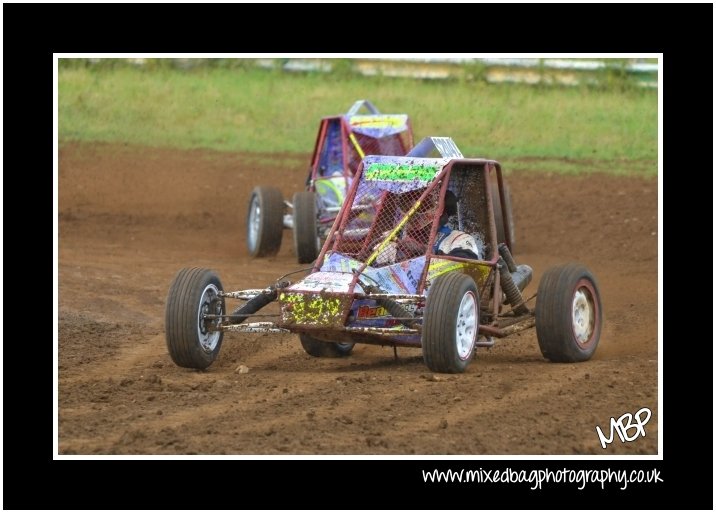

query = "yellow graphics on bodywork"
[[348, 132, 365, 159], [279, 292, 349, 327], [427, 258, 492, 289], [349, 115, 406, 129]]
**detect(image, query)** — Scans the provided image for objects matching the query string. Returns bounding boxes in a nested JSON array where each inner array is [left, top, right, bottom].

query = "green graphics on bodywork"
[[279, 292, 345, 327], [365, 163, 439, 182], [427, 259, 492, 288]]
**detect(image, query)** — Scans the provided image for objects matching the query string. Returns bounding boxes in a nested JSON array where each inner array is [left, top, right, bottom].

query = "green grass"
[[59, 63, 657, 176]]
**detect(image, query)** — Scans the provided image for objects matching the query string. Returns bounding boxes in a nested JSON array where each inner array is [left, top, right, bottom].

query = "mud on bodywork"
[[279, 290, 353, 328]]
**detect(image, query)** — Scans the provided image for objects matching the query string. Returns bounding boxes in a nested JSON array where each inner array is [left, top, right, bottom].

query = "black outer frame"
[[6, 2, 710, 511]]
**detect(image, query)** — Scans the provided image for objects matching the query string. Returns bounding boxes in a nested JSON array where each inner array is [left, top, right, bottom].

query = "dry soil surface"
[[58, 142, 658, 455]]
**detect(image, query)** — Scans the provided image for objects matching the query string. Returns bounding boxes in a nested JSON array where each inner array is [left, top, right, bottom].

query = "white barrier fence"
[[254, 57, 657, 88], [87, 57, 658, 88]]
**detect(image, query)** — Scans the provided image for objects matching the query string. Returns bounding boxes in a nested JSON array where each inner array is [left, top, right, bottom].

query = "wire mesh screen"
[[446, 164, 491, 259], [332, 176, 442, 267]]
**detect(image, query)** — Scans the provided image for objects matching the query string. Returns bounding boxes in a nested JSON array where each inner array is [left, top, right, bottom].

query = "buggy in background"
[[246, 100, 414, 263]]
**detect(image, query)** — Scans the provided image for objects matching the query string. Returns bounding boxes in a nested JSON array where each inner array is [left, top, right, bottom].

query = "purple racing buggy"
[[169, 137, 599, 373]]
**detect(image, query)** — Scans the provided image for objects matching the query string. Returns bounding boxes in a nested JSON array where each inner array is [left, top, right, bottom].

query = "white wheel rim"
[[572, 287, 595, 345], [248, 195, 260, 251], [197, 283, 222, 353], [455, 291, 477, 359]]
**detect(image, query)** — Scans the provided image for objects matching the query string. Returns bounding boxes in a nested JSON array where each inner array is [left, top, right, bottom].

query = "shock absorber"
[[227, 282, 286, 324], [498, 242, 517, 272], [498, 256, 530, 315], [499, 242, 532, 292]]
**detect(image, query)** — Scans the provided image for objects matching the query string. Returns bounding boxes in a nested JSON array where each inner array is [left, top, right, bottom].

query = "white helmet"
[[437, 231, 483, 260]]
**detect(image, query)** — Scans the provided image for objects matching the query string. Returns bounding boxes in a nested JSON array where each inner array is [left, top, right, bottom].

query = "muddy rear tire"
[[293, 191, 320, 264], [247, 186, 284, 257], [535, 264, 602, 362], [165, 267, 225, 369]]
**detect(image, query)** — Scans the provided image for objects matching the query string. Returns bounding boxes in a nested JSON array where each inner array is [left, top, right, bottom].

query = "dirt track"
[[58, 142, 658, 455]]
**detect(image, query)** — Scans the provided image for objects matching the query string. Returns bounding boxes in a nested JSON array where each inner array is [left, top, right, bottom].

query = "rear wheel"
[[299, 333, 354, 357], [165, 268, 225, 369], [535, 264, 602, 362], [293, 191, 320, 264], [422, 272, 479, 373], [491, 181, 515, 253], [246, 186, 284, 257]]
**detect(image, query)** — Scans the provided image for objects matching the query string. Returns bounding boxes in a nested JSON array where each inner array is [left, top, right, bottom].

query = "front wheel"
[[246, 186, 284, 257], [535, 264, 602, 362], [422, 272, 479, 373], [292, 191, 320, 264], [299, 333, 354, 358], [165, 267, 226, 369]]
